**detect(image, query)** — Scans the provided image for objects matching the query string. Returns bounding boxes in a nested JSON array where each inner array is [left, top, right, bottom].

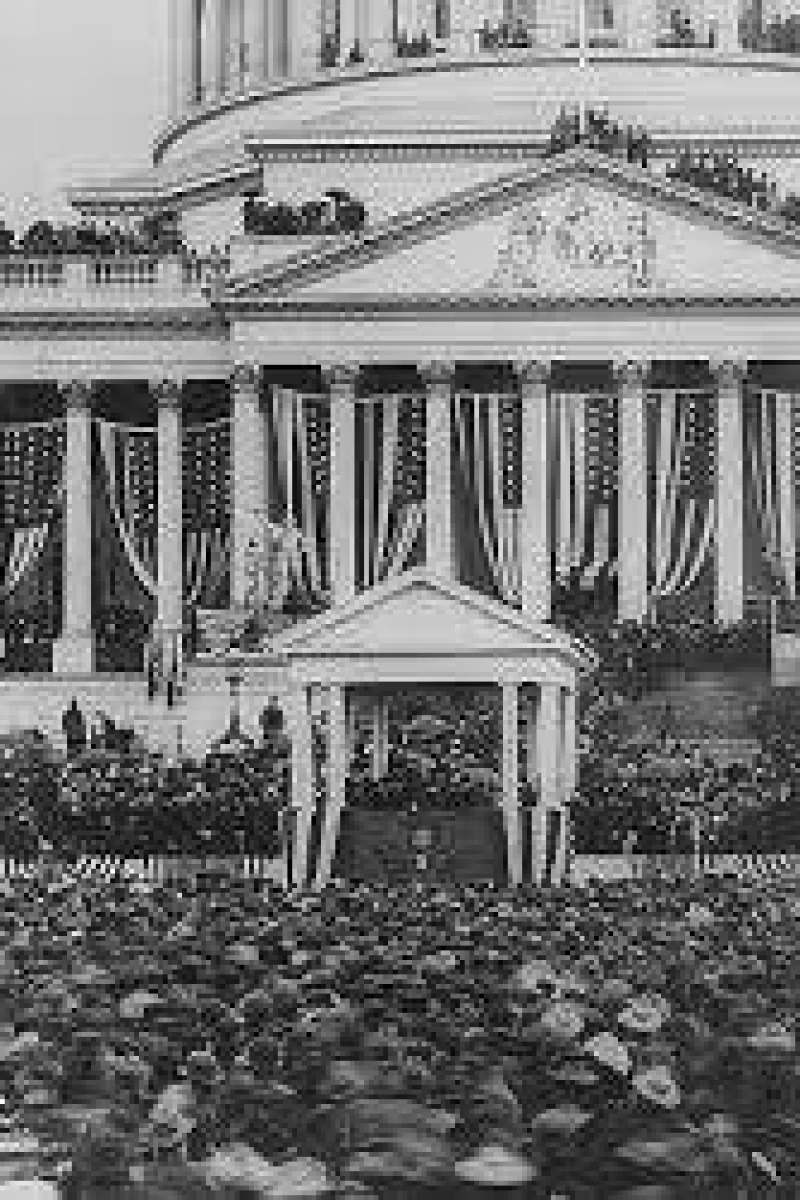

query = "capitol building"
[[3, 0, 800, 885]]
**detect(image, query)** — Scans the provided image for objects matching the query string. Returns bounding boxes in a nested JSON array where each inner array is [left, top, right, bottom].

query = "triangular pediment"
[[270, 569, 595, 671], [224, 149, 800, 307]]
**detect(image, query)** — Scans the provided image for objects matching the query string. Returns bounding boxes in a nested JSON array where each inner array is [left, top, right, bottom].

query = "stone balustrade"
[[0, 254, 217, 308]]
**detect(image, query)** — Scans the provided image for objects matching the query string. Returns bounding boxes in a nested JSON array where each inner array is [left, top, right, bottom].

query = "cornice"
[[0, 310, 228, 339], [222, 148, 800, 306], [231, 294, 800, 318], [244, 129, 800, 165]]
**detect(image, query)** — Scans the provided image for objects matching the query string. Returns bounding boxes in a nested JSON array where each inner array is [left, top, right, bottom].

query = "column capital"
[[515, 361, 550, 390], [150, 376, 183, 413], [613, 359, 648, 390], [58, 380, 93, 413], [420, 360, 455, 390], [231, 361, 261, 395], [322, 363, 360, 394], [709, 357, 747, 389]]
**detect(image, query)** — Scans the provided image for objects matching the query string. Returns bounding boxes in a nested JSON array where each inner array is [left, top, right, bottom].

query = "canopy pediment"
[[270, 568, 595, 677], [223, 148, 800, 309]]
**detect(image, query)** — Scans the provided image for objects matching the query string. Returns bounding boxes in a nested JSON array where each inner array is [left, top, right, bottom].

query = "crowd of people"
[[545, 106, 653, 166], [243, 190, 367, 238], [0, 858, 796, 1196], [543, 103, 800, 234], [740, 6, 800, 54]]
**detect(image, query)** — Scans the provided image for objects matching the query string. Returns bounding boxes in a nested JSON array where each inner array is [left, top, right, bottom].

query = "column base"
[[52, 632, 95, 676]]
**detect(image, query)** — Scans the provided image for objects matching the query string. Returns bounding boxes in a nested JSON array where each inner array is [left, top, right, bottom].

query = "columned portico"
[[53, 381, 94, 676], [273, 569, 589, 892]]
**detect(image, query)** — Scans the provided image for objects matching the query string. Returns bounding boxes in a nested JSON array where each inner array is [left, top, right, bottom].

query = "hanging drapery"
[[183, 416, 231, 609], [0, 419, 65, 602], [455, 392, 521, 606], [96, 419, 158, 599], [358, 393, 426, 589], [268, 387, 328, 605], [578, 392, 618, 590], [648, 389, 715, 604], [184, 528, 230, 607], [746, 390, 796, 599], [549, 392, 588, 586]]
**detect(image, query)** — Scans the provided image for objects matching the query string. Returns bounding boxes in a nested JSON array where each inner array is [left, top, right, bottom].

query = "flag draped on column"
[[0, 420, 65, 604], [455, 392, 521, 606], [647, 389, 716, 606], [265, 387, 330, 606], [580, 392, 619, 591], [183, 417, 231, 609], [357, 393, 426, 590], [96, 420, 158, 600], [745, 389, 797, 601], [548, 392, 618, 600]]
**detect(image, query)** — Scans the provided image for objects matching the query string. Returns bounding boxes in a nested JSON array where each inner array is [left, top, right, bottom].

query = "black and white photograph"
[[0, 1, 798, 1195]]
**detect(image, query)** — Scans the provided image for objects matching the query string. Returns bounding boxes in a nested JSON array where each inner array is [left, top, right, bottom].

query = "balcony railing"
[[0, 254, 220, 308]]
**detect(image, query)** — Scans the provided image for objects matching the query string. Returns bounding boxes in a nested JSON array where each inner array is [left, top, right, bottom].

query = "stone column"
[[371, 694, 390, 781], [232, 364, 265, 613], [421, 360, 455, 582], [524, 695, 538, 786], [555, 687, 576, 885], [626, 0, 657, 48], [202, 0, 225, 100], [713, 359, 745, 625], [245, 0, 266, 84], [169, 0, 198, 117], [53, 381, 94, 676], [369, 0, 396, 62], [325, 365, 358, 607], [501, 681, 522, 887], [518, 361, 551, 622], [289, 682, 315, 889], [532, 681, 559, 885], [340, 0, 358, 59], [617, 360, 649, 624], [314, 684, 348, 889], [154, 379, 184, 684]]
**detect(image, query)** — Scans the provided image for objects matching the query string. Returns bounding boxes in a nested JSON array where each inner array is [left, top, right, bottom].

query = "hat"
[[454, 1145, 537, 1186]]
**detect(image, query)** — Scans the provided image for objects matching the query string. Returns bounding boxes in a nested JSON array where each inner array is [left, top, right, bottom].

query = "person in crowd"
[[62, 697, 87, 759]]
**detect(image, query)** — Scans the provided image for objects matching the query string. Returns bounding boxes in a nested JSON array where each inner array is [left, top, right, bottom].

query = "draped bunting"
[[550, 393, 618, 595], [0, 419, 64, 602], [647, 390, 716, 605], [183, 418, 231, 608], [358, 394, 426, 590], [456, 393, 521, 606], [96, 420, 158, 599], [745, 390, 796, 600], [267, 387, 328, 604]]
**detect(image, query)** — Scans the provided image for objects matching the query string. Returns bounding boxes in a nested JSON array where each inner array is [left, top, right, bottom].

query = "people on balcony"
[[243, 190, 366, 238], [394, 29, 434, 59]]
